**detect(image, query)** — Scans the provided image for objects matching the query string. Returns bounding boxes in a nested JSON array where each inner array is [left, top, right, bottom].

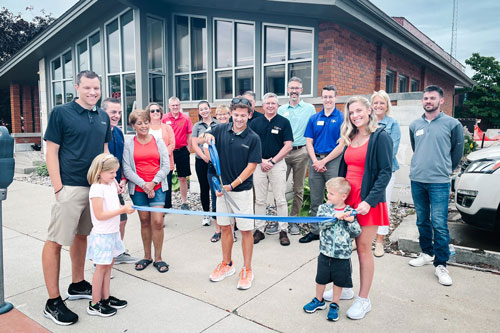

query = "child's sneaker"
[[237, 267, 254, 290], [303, 297, 326, 313], [104, 296, 128, 309], [209, 261, 235, 282], [327, 303, 339, 321], [67, 280, 92, 300], [87, 300, 117, 317]]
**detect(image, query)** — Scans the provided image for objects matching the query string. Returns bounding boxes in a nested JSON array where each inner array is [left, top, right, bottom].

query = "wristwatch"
[[270, 158, 275, 165]]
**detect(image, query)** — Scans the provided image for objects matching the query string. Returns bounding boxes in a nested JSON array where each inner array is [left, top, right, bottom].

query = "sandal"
[[211, 232, 221, 243], [153, 261, 169, 273], [135, 259, 153, 271]]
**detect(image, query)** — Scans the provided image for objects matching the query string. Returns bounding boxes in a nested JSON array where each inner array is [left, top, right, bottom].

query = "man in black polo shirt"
[[249, 92, 293, 246], [42, 70, 111, 326], [199, 96, 261, 290], [243, 90, 263, 124]]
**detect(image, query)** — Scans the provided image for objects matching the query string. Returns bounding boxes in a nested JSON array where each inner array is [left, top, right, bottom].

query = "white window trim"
[[147, 15, 167, 105], [261, 22, 314, 98], [50, 48, 74, 108]]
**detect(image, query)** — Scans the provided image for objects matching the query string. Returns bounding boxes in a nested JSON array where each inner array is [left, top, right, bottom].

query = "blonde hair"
[[216, 104, 230, 115], [326, 177, 351, 195], [340, 96, 378, 145], [370, 90, 392, 116], [87, 153, 120, 184]]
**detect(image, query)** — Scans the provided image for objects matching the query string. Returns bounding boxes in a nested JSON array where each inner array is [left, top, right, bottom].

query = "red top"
[[133, 136, 161, 192], [344, 141, 389, 227], [162, 112, 193, 149]]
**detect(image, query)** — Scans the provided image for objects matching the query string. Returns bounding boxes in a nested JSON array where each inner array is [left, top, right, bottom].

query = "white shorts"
[[216, 189, 254, 231]]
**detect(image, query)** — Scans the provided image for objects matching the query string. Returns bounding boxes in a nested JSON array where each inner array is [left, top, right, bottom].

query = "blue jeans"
[[207, 166, 217, 213], [410, 181, 450, 267]]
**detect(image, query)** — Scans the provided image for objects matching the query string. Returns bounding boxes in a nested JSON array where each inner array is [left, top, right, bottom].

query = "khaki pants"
[[285, 147, 309, 217], [254, 159, 288, 232]]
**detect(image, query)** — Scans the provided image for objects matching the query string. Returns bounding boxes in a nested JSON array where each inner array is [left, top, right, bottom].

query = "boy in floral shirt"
[[303, 177, 360, 321]]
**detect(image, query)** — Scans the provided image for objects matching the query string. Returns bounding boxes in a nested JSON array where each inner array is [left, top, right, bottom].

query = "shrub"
[[35, 163, 49, 177]]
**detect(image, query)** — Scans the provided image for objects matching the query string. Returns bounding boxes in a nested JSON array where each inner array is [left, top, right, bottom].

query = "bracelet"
[[229, 184, 233, 191], [54, 186, 64, 195], [270, 158, 275, 165], [237, 177, 243, 184]]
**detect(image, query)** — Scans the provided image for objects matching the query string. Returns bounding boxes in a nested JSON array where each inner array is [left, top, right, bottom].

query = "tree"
[[463, 53, 500, 127], [0, 6, 54, 65]]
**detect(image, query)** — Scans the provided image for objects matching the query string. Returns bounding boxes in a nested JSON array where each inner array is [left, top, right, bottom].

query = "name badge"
[[166, 121, 172, 125], [416, 129, 424, 137], [271, 129, 279, 134], [317, 120, 325, 126]]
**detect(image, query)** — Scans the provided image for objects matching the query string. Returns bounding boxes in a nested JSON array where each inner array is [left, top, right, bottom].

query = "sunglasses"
[[231, 98, 252, 106], [150, 109, 161, 113]]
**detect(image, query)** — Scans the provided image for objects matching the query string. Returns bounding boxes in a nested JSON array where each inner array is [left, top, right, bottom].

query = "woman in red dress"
[[338, 96, 393, 319]]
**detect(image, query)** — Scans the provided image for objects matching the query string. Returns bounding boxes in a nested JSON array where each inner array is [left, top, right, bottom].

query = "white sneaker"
[[346, 296, 371, 320], [409, 253, 434, 267], [202, 216, 211, 226], [323, 288, 354, 302], [434, 265, 453, 286]]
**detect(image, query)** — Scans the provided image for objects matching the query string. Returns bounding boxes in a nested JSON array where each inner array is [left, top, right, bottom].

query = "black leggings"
[[164, 170, 173, 208], [195, 158, 210, 212]]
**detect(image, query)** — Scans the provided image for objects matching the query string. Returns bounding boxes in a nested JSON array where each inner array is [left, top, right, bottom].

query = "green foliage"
[[35, 163, 48, 177], [287, 178, 327, 217], [464, 133, 477, 156], [463, 53, 500, 127], [171, 171, 180, 192]]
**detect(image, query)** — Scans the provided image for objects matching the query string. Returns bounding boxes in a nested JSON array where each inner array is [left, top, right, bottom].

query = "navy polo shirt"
[[44, 99, 111, 186], [207, 123, 262, 192], [249, 113, 293, 159], [109, 126, 125, 181], [304, 108, 343, 154]]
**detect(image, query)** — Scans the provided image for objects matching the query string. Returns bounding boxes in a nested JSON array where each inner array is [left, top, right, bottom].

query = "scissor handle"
[[332, 209, 358, 221], [208, 143, 221, 176], [212, 176, 222, 192]]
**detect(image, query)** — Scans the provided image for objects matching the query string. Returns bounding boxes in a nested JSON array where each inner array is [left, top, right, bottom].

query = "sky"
[[3, 0, 500, 78]]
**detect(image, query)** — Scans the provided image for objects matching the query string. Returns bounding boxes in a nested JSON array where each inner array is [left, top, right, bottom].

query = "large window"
[[174, 15, 207, 101], [147, 16, 166, 105], [51, 50, 74, 106], [398, 74, 408, 93], [262, 24, 313, 96], [213, 19, 254, 100], [411, 78, 420, 92], [106, 10, 136, 133], [76, 31, 103, 76], [385, 69, 395, 93]]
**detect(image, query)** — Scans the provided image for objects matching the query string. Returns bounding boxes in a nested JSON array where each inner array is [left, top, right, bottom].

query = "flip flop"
[[153, 261, 169, 273], [135, 259, 153, 271], [211, 232, 221, 243]]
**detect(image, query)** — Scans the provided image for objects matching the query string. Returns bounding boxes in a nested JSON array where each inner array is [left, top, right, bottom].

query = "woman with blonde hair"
[[370, 90, 401, 257], [145, 102, 176, 209], [337, 96, 392, 320]]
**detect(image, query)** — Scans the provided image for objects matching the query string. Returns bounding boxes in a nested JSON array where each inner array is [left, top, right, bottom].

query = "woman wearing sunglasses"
[[146, 103, 176, 209]]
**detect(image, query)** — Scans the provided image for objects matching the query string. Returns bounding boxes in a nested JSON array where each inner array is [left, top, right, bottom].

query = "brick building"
[[0, 0, 472, 151]]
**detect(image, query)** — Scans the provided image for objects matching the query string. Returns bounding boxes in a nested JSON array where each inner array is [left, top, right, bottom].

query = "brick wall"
[[10, 84, 22, 133], [9, 83, 42, 145]]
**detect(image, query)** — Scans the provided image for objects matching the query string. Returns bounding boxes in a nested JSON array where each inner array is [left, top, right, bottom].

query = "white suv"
[[455, 143, 500, 231]]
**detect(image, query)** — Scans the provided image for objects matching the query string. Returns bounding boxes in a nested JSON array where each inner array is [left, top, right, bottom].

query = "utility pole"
[[450, 0, 458, 60]]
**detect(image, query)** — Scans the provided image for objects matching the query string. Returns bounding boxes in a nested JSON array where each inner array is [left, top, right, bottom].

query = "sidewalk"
[[2, 181, 500, 332]]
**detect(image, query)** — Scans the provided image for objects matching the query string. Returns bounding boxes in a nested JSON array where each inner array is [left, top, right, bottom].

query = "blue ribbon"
[[132, 205, 357, 224]]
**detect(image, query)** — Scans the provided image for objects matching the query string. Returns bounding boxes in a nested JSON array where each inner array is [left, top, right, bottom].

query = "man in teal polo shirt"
[[278, 77, 316, 235]]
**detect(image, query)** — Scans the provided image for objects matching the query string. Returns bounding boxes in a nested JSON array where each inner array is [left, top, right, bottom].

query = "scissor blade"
[[221, 186, 241, 211]]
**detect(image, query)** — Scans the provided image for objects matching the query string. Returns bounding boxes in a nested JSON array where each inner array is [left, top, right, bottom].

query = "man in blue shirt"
[[278, 77, 317, 235], [301, 85, 345, 243]]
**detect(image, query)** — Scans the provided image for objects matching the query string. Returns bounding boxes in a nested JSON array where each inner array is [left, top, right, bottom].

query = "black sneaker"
[[67, 280, 92, 300], [104, 296, 128, 309], [43, 296, 79, 326], [87, 300, 117, 317]]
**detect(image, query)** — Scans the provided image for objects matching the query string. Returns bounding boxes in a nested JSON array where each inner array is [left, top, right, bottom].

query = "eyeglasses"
[[150, 109, 161, 113], [231, 98, 252, 106]]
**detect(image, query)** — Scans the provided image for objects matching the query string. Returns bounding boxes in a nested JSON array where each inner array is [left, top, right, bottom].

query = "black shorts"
[[315, 253, 353, 288], [118, 193, 127, 221], [173, 146, 191, 178]]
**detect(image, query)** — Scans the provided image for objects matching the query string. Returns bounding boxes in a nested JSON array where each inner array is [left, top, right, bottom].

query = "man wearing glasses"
[[162, 97, 192, 210], [278, 77, 317, 235], [198, 96, 262, 290], [301, 85, 344, 243]]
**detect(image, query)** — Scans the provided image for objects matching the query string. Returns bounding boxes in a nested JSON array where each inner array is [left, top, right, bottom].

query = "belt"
[[292, 145, 305, 150], [315, 153, 329, 159]]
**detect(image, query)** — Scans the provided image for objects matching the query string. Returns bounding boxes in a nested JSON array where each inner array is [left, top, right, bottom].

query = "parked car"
[[455, 142, 500, 231]]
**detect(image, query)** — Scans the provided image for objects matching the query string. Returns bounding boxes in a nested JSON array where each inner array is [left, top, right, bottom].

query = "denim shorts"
[[131, 187, 166, 207]]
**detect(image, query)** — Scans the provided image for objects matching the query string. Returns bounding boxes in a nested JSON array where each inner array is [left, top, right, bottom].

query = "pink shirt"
[[162, 112, 192, 149], [89, 182, 120, 234]]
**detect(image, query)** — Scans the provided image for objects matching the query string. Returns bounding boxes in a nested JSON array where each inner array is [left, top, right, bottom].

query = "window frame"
[[212, 17, 256, 101], [385, 69, 396, 93], [147, 14, 167, 106], [75, 28, 102, 75], [411, 78, 420, 92], [50, 48, 75, 108], [172, 13, 208, 102], [261, 22, 314, 97], [398, 74, 409, 93]]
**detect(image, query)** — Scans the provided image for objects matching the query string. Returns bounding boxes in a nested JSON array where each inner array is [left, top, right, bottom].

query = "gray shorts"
[[47, 186, 92, 246]]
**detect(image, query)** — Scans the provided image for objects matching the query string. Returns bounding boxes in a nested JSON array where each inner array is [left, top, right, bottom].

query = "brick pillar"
[[9, 83, 22, 133], [34, 85, 41, 133], [375, 43, 383, 91], [22, 85, 33, 133]]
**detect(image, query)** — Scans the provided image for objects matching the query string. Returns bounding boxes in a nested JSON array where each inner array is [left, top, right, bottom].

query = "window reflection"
[[106, 20, 120, 73], [289, 29, 312, 60], [216, 70, 232, 99], [121, 10, 135, 72], [265, 26, 286, 63], [264, 65, 285, 95], [216, 20, 232, 68]]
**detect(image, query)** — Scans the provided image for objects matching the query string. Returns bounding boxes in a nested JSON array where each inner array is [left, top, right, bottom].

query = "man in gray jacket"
[[408, 85, 464, 286]]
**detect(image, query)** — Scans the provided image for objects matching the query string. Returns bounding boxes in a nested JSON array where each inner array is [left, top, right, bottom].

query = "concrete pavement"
[[1, 181, 500, 332]]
